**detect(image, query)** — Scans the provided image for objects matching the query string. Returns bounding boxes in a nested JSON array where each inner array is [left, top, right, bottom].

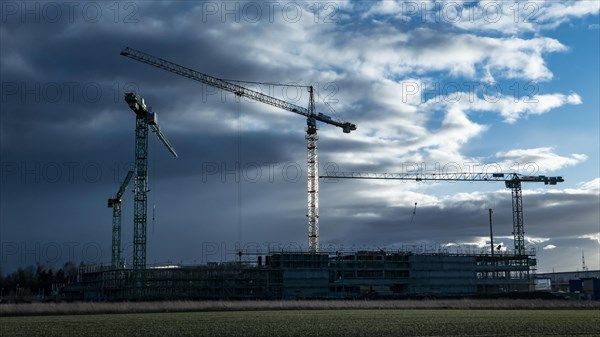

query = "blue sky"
[[1, 0, 599, 273]]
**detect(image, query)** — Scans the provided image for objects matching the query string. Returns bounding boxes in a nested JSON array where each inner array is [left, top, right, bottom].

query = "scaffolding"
[[68, 249, 536, 300]]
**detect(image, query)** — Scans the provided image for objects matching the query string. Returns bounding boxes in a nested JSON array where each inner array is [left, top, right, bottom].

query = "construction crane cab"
[[125, 92, 148, 114], [147, 112, 159, 126], [342, 122, 356, 133]]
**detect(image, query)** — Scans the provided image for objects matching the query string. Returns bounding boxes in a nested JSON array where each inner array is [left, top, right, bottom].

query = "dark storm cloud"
[[1, 1, 598, 274], [1, 1, 323, 271]]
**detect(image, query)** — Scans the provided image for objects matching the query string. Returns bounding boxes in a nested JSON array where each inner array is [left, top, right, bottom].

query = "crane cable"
[[237, 96, 243, 258], [224, 78, 310, 88], [409, 202, 417, 225], [315, 89, 344, 124], [222, 79, 346, 124]]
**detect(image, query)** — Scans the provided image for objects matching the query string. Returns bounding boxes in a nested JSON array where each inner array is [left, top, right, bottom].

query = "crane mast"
[[108, 170, 134, 268], [320, 172, 563, 255], [121, 47, 356, 253], [125, 93, 177, 272], [306, 88, 319, 251]]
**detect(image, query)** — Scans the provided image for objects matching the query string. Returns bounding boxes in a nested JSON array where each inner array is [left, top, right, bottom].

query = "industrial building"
[[535, 270, 600, 300], [65, 249, 535, 301]]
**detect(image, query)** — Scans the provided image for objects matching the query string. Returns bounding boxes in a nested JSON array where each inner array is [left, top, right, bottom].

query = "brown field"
[[1, 299, 599, 316]]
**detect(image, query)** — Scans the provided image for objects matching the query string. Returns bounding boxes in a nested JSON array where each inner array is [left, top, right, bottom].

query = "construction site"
[[69, 249, 536, 301], [66, 47, 566, 301]]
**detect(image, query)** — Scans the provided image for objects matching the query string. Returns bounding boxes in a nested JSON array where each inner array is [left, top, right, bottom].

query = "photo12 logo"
[[0, 161, 135, 185], [392, 1, 540, 24], [1, 81, 140, 104], [198, 2, 339, 23], [201, 161, 305, 183], [1, 241, 104, 266], [400, 81, 540, 104], [321, 161, 541, 180], [1, 1, 139, 24], [199, 81, 339, 105]]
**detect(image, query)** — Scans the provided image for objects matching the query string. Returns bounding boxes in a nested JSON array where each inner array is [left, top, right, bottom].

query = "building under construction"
[[70, 48, 559, 302], [66, 249, 536, 301]]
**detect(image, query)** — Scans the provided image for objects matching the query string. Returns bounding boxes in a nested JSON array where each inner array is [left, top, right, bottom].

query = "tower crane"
[[125, 92, 178, 270], [320, 171, 564, 255], [120, 47, 356, 253], [108, 169, 134, 268]]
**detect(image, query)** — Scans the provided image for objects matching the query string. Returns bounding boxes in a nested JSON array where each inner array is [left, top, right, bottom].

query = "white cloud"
[[485, 93, 581, 123], [363, 1, 599, 35], [461, 237, 491, 248], [494, 147, 587, 172], [240, 24, 568, 82], [363, 1, 404, 18], [578, 178, 600, 192], [536, 1, 600, 29], [380, 31, 566, 81], [440, 191, 491, 204], [579, 233, 600, 245], [357, 185, 440, 208], [543, 244, 557, 250], [527, 236, 550, 244], [136, 5, 576, 173], [443, 1, 599, 35], [353, 212, 381, 219], [430, 91, 581, 124]]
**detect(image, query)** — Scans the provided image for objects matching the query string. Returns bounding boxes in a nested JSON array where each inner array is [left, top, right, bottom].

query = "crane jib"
[[318, 172, 563, 184], [121, 47, 356, 133]]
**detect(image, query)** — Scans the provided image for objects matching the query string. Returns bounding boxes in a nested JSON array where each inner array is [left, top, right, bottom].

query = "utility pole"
[[489, 208, 494, 257]]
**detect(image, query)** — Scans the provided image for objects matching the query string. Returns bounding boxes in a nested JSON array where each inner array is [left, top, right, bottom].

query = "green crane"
[[320, 172, 563, 256], [124, 92, 177, 272], [120, 47, 356, 253], [108, 169, 134, 268]]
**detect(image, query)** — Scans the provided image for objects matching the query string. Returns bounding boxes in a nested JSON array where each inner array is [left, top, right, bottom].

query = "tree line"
[[0, 262, 78, 302]]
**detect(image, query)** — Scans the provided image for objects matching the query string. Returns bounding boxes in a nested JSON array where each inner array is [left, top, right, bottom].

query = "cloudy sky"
[[1, 1, 598, 274]]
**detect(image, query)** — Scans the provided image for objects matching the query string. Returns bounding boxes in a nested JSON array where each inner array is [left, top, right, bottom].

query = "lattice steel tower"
[[125, 93, 177, 270], [108, 169, 134, 268]]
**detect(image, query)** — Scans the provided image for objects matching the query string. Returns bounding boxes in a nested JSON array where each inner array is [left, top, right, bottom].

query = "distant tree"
[[36, 264, 55, 296], [0, 262, 80, 301], [55, 268, 66, 285], [63, 262, 78, 284]]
